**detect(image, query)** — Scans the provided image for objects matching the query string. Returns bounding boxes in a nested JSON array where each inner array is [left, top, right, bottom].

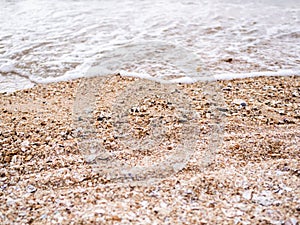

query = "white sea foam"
[[21, 68, 300, 87], [120, 69, 300, 84], [0, 0, 299, 92], [213, 70, 300, 81], [0, 61, 15, 73]]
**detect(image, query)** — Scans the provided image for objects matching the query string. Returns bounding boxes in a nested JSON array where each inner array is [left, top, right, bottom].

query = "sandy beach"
[[0, 75, 299, 224]]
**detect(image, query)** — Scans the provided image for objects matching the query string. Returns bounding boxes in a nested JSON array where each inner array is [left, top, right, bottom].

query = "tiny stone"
[[6, 197, 15, 206], [21, 140, 30, 147], [232, 99, 247, 107], [40, 214, 47, 220], [26, 184, 37, 193], [242, 190, 252, 200], [292, 91, 299, 97], [18, 211, 27, 217], [4, 156, 11, 163], [240, 102, 247, 107], [277, 109, 285, 115], [25, 155, 33, 161], [97, 116, 105, 121], [222, 86, 232, 91]]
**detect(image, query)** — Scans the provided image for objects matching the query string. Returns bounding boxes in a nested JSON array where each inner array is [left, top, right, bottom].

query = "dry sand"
[[0, 75, 299, 224]]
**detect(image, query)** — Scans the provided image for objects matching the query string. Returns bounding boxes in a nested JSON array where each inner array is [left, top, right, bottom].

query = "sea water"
[[0, 0, 300, 93]]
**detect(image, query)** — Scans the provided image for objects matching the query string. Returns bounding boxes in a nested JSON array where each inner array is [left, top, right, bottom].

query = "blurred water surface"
[[0, 0, 299, 92]]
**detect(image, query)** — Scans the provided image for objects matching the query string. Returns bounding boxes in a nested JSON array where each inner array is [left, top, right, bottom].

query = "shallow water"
[[0, 0, 299, 92]]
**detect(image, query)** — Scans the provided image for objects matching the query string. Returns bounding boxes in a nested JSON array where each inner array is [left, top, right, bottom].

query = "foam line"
[[22, 68, 300, 85], [120, 69, 300, 84], [212, 69, 300, 81]]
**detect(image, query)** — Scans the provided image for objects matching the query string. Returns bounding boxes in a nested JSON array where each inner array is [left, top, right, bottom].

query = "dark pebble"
[[97, 116, 105, 121]]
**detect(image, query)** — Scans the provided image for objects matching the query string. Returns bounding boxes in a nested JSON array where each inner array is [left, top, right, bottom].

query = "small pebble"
[[232, 99, 247, 107], [26, 185, 37, 193], [240, 102, 247, 107], [242, 190, 252, 200]]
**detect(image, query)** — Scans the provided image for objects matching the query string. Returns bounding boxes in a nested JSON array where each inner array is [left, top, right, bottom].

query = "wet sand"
[[0, 75, 299, 224]]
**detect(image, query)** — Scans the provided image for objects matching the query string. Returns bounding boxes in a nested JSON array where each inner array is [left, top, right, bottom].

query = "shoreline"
[[2, 69, 300, 94], [1, 75, 299, 224]]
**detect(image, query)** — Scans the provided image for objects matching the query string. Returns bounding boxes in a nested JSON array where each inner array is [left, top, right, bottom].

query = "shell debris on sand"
[[0, 75, 299, 224]]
